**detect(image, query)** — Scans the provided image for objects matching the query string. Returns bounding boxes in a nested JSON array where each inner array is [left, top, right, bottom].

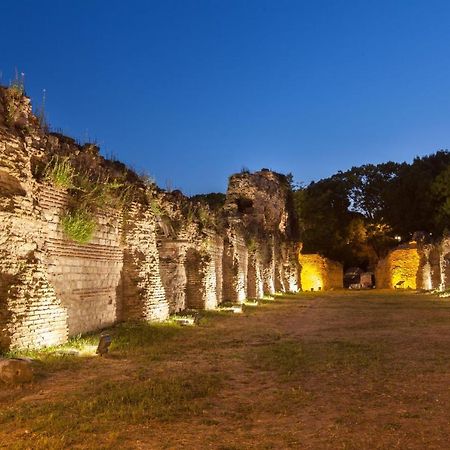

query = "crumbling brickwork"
[[298, 253, 343, 291], [121, 204, 168, 321], [0, 88, 300, 351], [375, 237, 450, 290]]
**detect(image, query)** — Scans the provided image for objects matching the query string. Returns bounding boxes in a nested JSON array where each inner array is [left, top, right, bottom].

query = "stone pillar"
[[158, 239, 188, 313], [121, 204, 169, 321]]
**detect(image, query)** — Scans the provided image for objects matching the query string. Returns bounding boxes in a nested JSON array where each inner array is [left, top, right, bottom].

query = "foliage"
[[383, 151, 450, 238], [294, 150, 450, 269], [61, 210, 96, 244], [343, 162, 402, 221], [246, 237, 259, 253], [44, 155, 74, 188], [190, 192, 226, 211], [431, 164, 450, 234], [149, 199, 163, 217], [42, 154, 135, 243]]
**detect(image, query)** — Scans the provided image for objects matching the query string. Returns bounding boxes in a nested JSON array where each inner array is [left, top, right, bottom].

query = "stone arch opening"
[[185, 248, 205, 309], [222, 238, 238, 302], [443, 252, 450, 289]]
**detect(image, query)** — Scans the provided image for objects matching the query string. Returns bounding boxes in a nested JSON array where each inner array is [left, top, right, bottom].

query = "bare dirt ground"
[[2, 290, 450, 449]]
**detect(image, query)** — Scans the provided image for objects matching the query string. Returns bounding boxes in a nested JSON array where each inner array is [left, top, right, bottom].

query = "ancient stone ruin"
[[0, 87, 300, 351], [1, 86, 449, 351], [375, 235, 450, 290], [298, 253, 343, 291]]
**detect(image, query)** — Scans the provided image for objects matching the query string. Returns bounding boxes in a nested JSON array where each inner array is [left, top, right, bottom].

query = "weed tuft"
[[61, 210, 96, 244], [44, 155, 74, 188]]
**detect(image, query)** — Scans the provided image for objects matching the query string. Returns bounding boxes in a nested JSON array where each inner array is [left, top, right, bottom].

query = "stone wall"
[[224, 170, 299, 298], [158, 239, 187, 313], [120, 204, 168, 321], [375, 237, 450, 290], [40, 186, 123, 335], [0, 88, 300, 351], [298, 253, 343, 291], [440, 236, 450, 290], [0, 128, 69, 349]]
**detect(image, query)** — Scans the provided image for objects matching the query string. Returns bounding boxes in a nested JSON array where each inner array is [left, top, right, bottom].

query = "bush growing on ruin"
[[150, 199, 163, 217], [43, 155, 136, 243], [61, 210, 96, 244], [44, 155, 75, 188]]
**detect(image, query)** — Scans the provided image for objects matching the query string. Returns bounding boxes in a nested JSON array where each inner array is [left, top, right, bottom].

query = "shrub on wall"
[[44, 155, 74, 188], [43, 155, 134, 244], [61, 210, 96, 245]]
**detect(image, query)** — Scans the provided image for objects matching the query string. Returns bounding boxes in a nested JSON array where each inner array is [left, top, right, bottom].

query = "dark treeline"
[[293, 150, 450, 270]]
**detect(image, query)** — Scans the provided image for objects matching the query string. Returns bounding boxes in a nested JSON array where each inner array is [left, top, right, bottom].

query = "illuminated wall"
[[298, 254, 343, 291], [0, 87, 300, 350], [375, 239, 450, 291], [389, 248, 420, 289]]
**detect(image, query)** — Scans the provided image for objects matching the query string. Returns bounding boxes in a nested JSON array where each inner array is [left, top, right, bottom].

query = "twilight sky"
[[2, 0, 450, 194]]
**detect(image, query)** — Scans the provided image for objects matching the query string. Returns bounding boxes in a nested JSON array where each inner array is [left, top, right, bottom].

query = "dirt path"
[[2, 290, 450, 449]]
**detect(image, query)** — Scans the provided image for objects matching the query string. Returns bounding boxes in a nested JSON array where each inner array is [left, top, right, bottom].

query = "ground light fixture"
[[96, 333, 112, 356]]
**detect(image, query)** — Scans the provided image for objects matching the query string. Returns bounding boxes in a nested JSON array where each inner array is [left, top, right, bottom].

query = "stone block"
[[0, 358, 34, 384]]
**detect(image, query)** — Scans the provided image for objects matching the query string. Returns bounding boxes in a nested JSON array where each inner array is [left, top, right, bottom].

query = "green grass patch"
[[44, 155, 75, 189], [61, 209, 96, 244], [110, 321, 188, 359], [5, 334, 100, 373], [0, 371, 222, 447], [250, 339, 383, 378], [2, 321, 189, 373]]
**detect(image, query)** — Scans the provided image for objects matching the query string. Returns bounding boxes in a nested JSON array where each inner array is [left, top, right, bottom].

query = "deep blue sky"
[[2, 1, 450, 194]]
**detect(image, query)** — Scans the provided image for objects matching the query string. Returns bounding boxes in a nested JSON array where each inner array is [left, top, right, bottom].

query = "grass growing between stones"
[[44, 155, 75, 189], [60, 209, 96, 244]]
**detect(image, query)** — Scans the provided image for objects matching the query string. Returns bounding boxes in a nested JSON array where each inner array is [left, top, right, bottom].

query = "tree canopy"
[[293, 150, 450, 269]]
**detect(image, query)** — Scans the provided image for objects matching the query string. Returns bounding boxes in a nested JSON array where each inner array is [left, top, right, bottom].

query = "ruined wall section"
[[280, 242, 301, 293], [121, 204, 168, 321], [0, 120, 69, 350], [157, 239, 187, 313], [439, 236, 450, 290], [0, 88, 171, 349], [0, 88, 301, 350], [298, 253, 343, 291], [222, 223, 248, 302], [224, 170, 299, 298], [375, 236, 450, 290], [155, 191, 224, 311], [39, 186, 123, 335]]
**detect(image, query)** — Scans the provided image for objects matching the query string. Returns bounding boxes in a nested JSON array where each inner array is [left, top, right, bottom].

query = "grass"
[[0, 319, 223, 449], [61, 209, 96, 244], [41, 155, 135, 245], [0, 371, 222, 448], [3, 321, 191, 372], [5, 290, 450, 449], [250, 339, 383, 378], [110, 321, 189, 359], [44, 155, 75, 188], [5, 333, 100, 372]]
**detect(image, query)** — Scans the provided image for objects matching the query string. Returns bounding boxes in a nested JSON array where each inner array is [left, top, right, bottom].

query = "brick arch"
[[185, 248, 205, 309]]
